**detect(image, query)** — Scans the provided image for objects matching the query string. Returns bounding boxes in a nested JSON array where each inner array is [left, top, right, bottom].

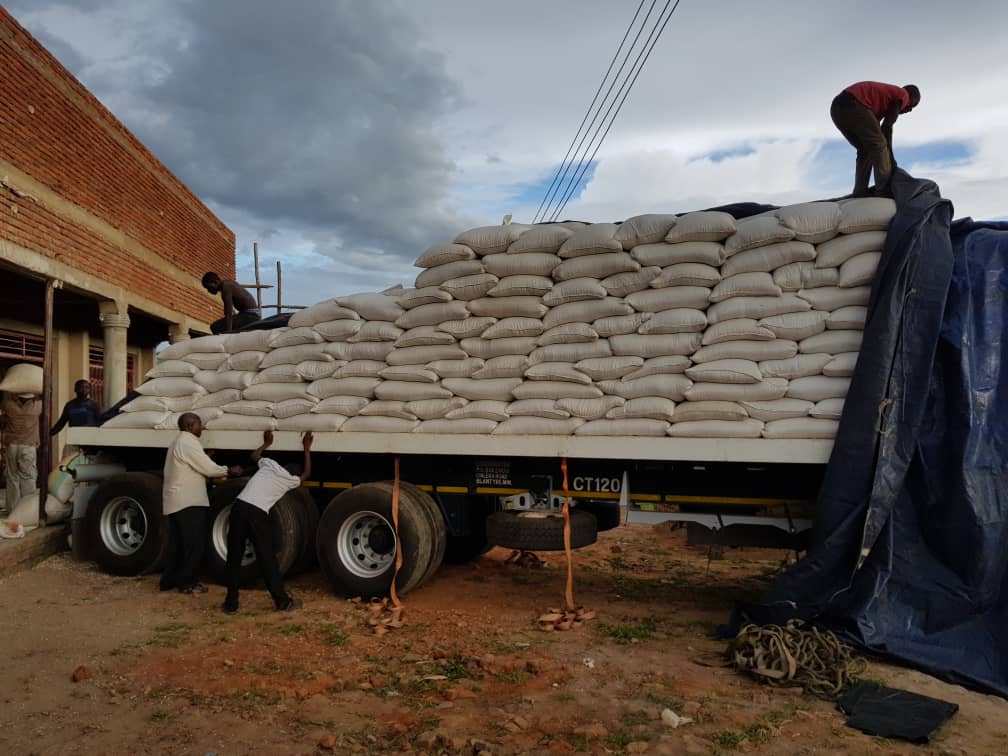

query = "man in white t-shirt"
[[223, 430, 313, 613]]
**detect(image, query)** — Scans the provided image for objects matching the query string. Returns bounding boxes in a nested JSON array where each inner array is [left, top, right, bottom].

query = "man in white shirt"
[[160, 413, 242, 594], [223, 430, 313, 613]]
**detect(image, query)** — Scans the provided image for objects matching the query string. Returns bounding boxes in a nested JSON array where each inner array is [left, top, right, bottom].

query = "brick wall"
[[0, 8, 234, 325]]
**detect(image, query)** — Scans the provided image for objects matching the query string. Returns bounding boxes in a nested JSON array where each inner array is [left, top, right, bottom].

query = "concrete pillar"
[[168, 321, 191, 344], [98, 301, 130, 408]]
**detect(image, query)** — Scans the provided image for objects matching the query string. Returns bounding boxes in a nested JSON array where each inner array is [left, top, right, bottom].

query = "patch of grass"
[[496, 668, 529, 685], [607, 555, 629, 570], [148, 710, 176, 723], [153, 622, 191, 633], [432, 656, 476, 681], [325, 626, 350, 647], [605, 730, 635, 751], [108, 643, 141, 657], [555, 692, 576, 703], [597, 617, 659, 644], [622, 711, 651, 727], [712, 723, 772, 750], [278, 623, 304, 636], [486, 721, 508, 734]]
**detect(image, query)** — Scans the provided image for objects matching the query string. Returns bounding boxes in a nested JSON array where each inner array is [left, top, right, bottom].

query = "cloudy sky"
[[8, 0, 1008, 307]]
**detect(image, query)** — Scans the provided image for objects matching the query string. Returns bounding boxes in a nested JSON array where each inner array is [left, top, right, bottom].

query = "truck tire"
[[316, 482, 433, 598], [204, 479, 302, 587], [384, 481, 446, 589], [288, 488, 320, 576], [86, 473, 170, 576], [576, 501, 622, 531], [486, 510, 598, 551]]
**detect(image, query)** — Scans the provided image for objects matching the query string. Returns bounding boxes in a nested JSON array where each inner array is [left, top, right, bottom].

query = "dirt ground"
[[1, 523, 1004, 756]]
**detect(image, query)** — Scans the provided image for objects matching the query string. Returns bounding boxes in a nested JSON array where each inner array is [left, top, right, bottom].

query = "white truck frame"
[[67, 427, 832, 596]]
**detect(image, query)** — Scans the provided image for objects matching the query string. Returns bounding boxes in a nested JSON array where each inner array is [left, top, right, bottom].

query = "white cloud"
[[6, 0, 1008, 302]]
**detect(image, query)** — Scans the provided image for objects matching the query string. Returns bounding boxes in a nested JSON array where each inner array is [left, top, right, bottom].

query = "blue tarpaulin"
[[734, 170, 1008, 697]]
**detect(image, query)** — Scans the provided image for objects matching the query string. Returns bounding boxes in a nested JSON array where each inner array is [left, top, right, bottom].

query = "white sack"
[[482, 318, 545, 340], [823, 352, 859, 378], [468, 296, 548, 319], [631, 241, 724, 268], [542, 277, 607, 306], [312, 396, 370, 416], [427, 358, 485, 378], [598, 374, 692, 401], [759, 311, 829, 340], [602, 267, 662, 296], [763, 417, 839, 439], [437, 317, 497, 339], [664, 211, 736, 243], [739, 398, 813, 422], [397, 287, 452, 309], [673, 401, 748, 422], [415, 419, 499, 434], [529, 341, 613, 364], [576, 419, 670, 436], [685, 379, 788, 402], [670, 419, 764, 438], [386, 345, 467, 365], [686, 359, 762, 384], [446, 400, 510, 422], [146, 360, 199, 378], [837, 197, 896, 233], [275, 414, 347, 431], [707, 294, 811, 324], [471, 355, 528, 379], [543, 299, 633, 328], [838, 252, 881, 288], [341, 416, 419, 433], [701, 318, 775, 345], [758, 354, 834, 379], [691, 340, 798, 363], [489, 275, 554, 298], [815, 231, 886, 268], [507, 225, 572, 254], [455, 224, 529, 255], [556, 396, 625, 420], [136, 377, 206, 398], [650, 263, 721, 289], [797, 286, 872, 310], [414, 260, 485, 288], [374, 382, 453, 402], [538, 323, 599, 345], [638, 308, 707, 335], [553, 252, 639, 281], [460, 337, 538, 359], [593, 313, 653, 337], [414, 243, 476, 268], [724, 216, 795, 256], [558, 223, 621, 258], [605, 397, 677, 422], [609, 334, 701, 358], [710, 272, 782, 302], [287, 300, 360, 328], [775, 202, 841, 243], [242, 383, 312, 402], [721, 241, 816, 277], [102, 411, 168, 429], [442, 378, 523, 401], [799, 330, 863, 354], [786, 376, 851, 401], [337, 292, 405, 321], [482, 252, 560, 277], [773, 262, 839, 291], [613, 214, 678, 248], [308, 377, 381, 399], [575, 356, 645, 381], [493, 417, 585, 435]]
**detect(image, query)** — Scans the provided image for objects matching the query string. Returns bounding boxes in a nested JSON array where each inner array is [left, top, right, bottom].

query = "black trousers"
[[159, 506, 207, 591], [830, 91, 893, 195], [210, 310, 261, 335], [226, 499, 288, 607]]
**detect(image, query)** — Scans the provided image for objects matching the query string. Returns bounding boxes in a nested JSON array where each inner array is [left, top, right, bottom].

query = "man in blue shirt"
[[50, 380, 101, 436]]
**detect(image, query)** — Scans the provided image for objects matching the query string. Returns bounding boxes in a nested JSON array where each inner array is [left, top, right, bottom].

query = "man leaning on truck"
[[160, 412, 241, 595]]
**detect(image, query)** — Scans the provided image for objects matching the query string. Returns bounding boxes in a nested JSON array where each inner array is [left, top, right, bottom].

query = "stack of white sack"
[[107, 197, 894, 438]]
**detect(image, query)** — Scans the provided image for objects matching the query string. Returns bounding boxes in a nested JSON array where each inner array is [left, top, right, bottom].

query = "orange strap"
[[389, 457, 403, 608], [561, 457, 575, 610]]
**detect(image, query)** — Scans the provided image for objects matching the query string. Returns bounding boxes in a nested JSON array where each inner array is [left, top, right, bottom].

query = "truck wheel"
[[288, 488, 320, 576], [486, 510, 598, 551], [204, 479, 302, 586], [576, 501, 622, 531], [87, 473, 169, 576], [316, 482, 433, 598], [381, 482, 446, 589]]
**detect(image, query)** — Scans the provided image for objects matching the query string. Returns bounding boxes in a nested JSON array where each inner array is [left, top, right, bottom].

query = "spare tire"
[[486, 509, 598, 551], [203, 479, 303, 586], [86, 473, 170, 576]]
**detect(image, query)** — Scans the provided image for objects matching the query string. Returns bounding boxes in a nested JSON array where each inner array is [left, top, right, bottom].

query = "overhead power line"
[[535, 0, 683, 223], [549, 0, 682, 222], [532, 0, 653, 224]]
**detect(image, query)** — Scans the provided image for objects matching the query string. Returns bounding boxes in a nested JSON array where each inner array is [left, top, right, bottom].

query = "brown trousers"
[[831, 91, 892, 195]]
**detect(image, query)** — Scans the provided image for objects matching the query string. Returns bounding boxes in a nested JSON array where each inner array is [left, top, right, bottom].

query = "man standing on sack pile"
[[223, 430, 313, 614], [161, 412, 242, 595], [0, 392, 42, 517], [830, 81, 920, 198]]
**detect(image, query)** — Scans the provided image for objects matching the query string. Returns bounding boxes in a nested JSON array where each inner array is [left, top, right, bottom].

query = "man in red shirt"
[[831, 81, 920, 197]]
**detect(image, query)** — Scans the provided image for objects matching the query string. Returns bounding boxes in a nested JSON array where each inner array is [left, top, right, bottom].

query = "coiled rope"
[[729, 621, 866, 699]]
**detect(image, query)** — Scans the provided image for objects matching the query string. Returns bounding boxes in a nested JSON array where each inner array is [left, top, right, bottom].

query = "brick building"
[[0, 8, 235, 452]]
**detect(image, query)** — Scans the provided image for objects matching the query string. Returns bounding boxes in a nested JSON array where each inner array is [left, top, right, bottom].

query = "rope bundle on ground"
[[729, 620, 866, 699]]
